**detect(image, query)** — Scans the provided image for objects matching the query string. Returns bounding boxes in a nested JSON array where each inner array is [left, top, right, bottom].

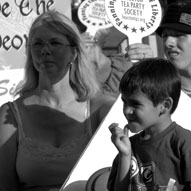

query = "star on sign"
[[140, 27, 145, 32], [123, 24, 129, 30], [132, 27, 137, 33]]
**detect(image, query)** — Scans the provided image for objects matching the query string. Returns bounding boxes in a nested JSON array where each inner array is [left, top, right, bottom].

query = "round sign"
[[78, 0, 113, 36], [105, 0, 162, 44]]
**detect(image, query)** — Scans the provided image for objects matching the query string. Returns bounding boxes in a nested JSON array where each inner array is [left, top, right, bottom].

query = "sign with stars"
[[105, 0, 162, 44], [78, 0, 113, 36]]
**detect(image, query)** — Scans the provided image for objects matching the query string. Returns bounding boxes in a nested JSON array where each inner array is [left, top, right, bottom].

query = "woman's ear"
[[159, 97, 173, 116], [72, 48, 77, 61]]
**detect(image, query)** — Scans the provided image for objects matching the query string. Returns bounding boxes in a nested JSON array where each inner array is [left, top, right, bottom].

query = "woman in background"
[[0, 11, 115, 191]]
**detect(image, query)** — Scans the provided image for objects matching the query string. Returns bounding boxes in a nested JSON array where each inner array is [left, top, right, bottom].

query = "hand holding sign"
[[105, 0, 162, 45], [78, 0, 113, 37]]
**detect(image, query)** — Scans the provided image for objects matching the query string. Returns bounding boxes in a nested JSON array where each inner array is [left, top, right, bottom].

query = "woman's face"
[[162, 28, 191, 71], [30, 24, 75, 80]]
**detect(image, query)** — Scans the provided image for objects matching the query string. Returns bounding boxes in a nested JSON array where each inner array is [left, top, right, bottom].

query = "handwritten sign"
[[0, 0, 71, 106], [105, 0, 162, 44], [78, 0, 112, 37]]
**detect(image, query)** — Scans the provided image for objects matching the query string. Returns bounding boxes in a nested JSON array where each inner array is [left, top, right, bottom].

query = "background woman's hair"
[[15, 10, 100, 101]]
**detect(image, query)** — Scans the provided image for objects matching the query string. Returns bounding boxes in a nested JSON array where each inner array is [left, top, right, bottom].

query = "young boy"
[[108, 58, 191, 191], [156, 1, 191, 98]]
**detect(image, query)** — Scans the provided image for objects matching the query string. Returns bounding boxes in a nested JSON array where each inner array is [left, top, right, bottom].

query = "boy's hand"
[[109, 123, 131, 157]]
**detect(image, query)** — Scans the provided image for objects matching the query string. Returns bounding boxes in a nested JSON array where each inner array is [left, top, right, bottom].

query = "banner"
[[105, 0, 162, 44]]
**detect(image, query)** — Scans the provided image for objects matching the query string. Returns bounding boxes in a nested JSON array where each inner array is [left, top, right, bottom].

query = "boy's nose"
[[164, 36, 177, 48], [124, 106, 134, 116]]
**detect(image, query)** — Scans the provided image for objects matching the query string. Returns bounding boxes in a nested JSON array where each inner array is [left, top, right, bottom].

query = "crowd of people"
[[0, 0, 191, 191]]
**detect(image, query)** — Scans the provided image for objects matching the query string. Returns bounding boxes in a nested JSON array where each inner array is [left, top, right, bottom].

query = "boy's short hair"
[[119, 58, 181, 114], [156, 1, 191, 36]]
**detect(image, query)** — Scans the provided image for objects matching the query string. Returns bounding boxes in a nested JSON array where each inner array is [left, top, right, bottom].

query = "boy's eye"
[[126, 100, 142, 108], [132, 103, 142, 108], [162, 34, 167, 40], [162, 32, 187, 39]]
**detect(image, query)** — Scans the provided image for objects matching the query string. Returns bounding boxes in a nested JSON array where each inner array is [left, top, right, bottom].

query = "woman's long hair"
[[15, 10, 100, 101]]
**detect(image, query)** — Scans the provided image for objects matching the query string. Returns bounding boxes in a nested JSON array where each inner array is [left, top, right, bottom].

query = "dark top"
[[108, 122, 191, 191]]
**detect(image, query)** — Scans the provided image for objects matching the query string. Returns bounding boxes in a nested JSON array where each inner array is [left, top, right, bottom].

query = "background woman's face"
[[30, 24, 75, 80]]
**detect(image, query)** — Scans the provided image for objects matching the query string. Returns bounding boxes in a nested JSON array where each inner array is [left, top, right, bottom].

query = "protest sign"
[[105, 0, 162, 44], [77, 0, 112, 37]]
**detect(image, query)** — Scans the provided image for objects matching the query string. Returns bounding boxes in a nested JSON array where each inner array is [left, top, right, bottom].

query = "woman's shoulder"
[[14, 91, 40, 107], [0, 102, 10, 118]]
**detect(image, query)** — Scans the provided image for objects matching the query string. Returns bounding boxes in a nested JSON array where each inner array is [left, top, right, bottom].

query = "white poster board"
[[78, 0, 113, 37], [105, 0, 162, 44]]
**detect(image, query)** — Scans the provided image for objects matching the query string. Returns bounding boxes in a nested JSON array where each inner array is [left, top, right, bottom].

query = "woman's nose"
[[41, 43, 51, 56]]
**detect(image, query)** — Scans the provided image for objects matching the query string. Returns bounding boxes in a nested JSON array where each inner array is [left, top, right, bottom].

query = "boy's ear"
[[159, 97, 173, 116]]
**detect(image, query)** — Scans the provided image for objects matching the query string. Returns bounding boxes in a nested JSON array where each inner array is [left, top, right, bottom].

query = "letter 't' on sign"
[[78, 0, 113, 37], [104, 0, 162, 45]]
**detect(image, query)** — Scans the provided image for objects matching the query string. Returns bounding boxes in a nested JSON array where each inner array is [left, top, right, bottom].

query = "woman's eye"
[[51, 41, 61, 46]]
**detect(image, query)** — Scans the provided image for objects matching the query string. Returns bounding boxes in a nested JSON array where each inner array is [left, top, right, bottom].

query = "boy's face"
[[162, 28, 191, 71], [121, 91, 162, 134]]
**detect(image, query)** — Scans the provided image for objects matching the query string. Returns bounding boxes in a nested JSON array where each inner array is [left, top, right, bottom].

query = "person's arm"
[[82, 31, 154, 97], [177, 129, 191, 191], [102, 54, 132, 97], [113, 154, 131, 191], [102, 43, 154, 97], [81, 32, 112, 83], [181, 149, 191, 190], [109, 123, 131, 191], [0, 104, 19, 191]]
